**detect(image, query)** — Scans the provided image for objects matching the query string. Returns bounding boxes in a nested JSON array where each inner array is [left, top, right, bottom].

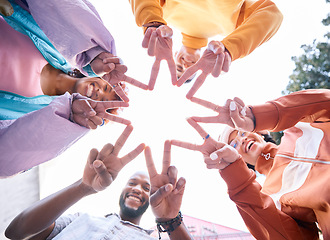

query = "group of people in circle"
[[1, 0, 330, 239]]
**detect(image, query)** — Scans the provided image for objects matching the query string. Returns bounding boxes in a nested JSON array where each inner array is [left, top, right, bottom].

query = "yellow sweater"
[[129, 0, 283, 61]]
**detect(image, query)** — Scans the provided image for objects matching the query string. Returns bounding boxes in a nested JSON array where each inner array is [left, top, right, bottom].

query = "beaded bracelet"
[[156, 211, 183, 239]]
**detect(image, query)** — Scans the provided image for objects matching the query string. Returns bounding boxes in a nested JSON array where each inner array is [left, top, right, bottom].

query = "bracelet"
[[156, 211, 183, 239], [142, 21, 165, 30]]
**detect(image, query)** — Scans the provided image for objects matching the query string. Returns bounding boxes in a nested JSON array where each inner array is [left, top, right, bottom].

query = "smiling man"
[[117, 171, 151, 226], [5, 127, 192, 240]]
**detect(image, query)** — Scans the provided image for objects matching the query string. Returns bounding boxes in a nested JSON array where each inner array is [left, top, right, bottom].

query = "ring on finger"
[[203, 134, 210, 140], [100, 118, 105, 126]]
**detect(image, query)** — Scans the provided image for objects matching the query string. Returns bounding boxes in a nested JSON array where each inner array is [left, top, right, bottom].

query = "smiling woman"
[[220, 127, 267, 167], [40, 63, 126, 114]]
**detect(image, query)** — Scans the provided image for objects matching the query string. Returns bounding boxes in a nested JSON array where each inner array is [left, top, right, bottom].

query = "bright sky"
[[39, 0, 330, 233]]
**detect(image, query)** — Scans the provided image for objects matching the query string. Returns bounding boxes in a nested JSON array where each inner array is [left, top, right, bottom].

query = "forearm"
[[5, 179, 94, 239], [220, 159, 304, 240], [27, 0, 116, 73], [128, 0, 166, 28], [0, 93, 89, 177], [222, 0, 283, 61], [251, 89, 330, 132]]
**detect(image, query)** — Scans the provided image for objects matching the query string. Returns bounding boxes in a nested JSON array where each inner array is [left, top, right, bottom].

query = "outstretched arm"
[[221, 0, 283, 61], [128, 0, 166, 29], [144, 141, 193, 239], [250, 89, 330, 132], [5, 125, 145, 240], [4, 152, 108, 240], [170, 119, 308, 239], [190, 89, 330, 133], [26, 0, 117, 73]]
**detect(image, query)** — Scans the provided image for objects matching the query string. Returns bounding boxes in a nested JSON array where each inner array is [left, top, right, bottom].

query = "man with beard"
[[5, 126, 192, 240]]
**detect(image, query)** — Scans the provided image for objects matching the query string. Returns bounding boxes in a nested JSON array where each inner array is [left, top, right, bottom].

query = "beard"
[[119, 192, 149, 219]]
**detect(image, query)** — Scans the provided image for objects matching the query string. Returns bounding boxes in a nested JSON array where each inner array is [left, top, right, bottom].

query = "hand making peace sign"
[[144, 140, 186, 220], [82, 124, 146, 192], [71, 98, 131, 129], [171, 118, 240, 170], [176, 41, 231, 99], [142, 25, 177, 90]]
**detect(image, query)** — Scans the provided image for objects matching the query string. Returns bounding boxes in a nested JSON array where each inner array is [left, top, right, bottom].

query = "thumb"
[[150, 184, 173, 207], [93, 160, 112, 187]]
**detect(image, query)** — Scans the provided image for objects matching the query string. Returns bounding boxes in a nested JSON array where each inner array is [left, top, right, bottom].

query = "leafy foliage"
[[282, 1, 330, 94]]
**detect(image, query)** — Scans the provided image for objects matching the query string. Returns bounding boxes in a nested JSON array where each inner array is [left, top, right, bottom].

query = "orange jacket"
[[221, 89, 330, 240], [128, 0, 283, 61]]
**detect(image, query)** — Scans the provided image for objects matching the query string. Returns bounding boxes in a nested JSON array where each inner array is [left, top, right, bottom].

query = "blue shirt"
[[46, 213, 155, 240]]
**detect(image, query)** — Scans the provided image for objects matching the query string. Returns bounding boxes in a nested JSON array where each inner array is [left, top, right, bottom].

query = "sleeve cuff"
[[220, 157, 256, 196], [250, 102, 279, 132], [76, 46, 106, 74], [181, 32, 207, 49]]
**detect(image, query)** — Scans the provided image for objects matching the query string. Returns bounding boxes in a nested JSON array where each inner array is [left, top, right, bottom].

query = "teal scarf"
[[0, 90, 56, 120]]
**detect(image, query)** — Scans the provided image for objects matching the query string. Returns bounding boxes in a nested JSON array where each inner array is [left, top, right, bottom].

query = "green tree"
[[283, 0, 330, 95], [273, 1, 330, 144]]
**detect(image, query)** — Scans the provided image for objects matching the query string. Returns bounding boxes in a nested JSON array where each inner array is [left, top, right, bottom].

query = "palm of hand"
[[150, 173, 183, 219], [196, 50, 217, 74], [82, 148, 124, 192], [82, 168, 110, 192], [100, 154, 124, 180]]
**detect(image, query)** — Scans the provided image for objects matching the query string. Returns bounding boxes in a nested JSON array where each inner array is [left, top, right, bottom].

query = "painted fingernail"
[[230, 101, 236, 111], [210, 153, 218, 160]]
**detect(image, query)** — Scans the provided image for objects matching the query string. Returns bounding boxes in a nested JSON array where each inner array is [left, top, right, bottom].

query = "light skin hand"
[[71, 98, 131, 129], [177, 41, 232, 99], [171, 118, 240, 170], [144, 141, 186, 221], [207, 145, 240, 170], [189, 96, 255, 132], [142, 25, 177, 90], [83, 124, 146, 192], [207, 41, 231, 77]]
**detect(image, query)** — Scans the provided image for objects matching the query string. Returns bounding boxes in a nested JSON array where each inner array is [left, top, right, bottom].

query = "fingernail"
[[165, 184, 171, 192], [240, 106, 246, 116], [94, 161, 101, 168], [210, 153, 218, 160], [230, 101, 236, 111]]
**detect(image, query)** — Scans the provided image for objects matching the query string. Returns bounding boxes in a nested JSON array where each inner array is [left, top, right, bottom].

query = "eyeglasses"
[[229, 131, 246, 149]]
